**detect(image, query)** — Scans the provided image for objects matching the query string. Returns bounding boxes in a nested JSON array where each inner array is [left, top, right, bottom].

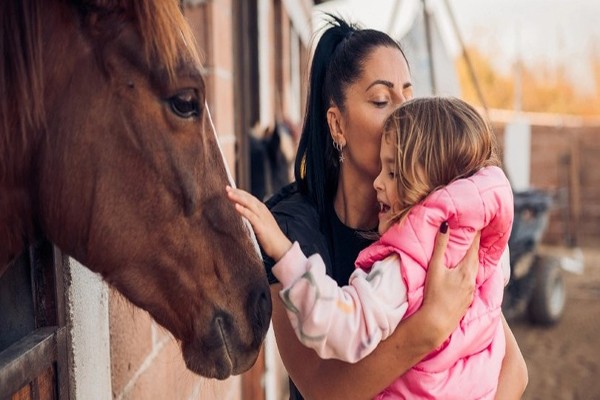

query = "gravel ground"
[[508, 246, 600, 400]]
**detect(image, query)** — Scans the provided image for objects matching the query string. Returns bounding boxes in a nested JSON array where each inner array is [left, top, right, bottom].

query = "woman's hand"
[[226, 186, 292, 261], [420, 222, 479, 347]]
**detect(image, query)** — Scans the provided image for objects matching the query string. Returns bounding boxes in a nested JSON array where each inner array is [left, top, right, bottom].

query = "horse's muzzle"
[[182, 286, 272, 379]]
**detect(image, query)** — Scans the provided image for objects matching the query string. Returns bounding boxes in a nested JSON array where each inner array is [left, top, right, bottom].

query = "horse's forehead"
[[73, 1, 201, 84], [102, 26, 200, 82]]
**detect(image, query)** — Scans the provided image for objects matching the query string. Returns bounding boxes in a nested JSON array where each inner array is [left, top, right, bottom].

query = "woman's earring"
[[333, 141, 345, 163]]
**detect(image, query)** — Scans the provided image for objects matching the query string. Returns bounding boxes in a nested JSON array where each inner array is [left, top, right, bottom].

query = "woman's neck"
[[333, 167, 378, 230]]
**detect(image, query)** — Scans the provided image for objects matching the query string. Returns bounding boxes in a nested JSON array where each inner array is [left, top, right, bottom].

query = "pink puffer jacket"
[[355, 166, 514, 399]]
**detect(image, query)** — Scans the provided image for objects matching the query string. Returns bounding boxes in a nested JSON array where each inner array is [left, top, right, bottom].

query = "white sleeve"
[[273, 243, 408, 363]]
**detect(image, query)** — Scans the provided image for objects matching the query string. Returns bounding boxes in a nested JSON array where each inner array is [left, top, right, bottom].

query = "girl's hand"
[[226, 186, 292, 261], [421, 222, 479, 346]]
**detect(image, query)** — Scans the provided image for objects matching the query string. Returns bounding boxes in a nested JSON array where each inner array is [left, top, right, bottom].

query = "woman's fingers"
[[422, 223, 480, 342], [450, 230, 480, 310], [460, 231, 481, 281], [430, 221, 449, 273]]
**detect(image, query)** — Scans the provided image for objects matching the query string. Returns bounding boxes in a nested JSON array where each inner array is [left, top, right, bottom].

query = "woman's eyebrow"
[[366, 79, 393, 91], [366, 80, 412, 91]]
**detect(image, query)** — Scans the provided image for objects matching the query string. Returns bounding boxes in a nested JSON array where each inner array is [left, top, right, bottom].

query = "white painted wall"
[[289, 29, 301, 123], [259, 0, 274, 125], [504, 117, 532, 191], [65, 257, 112, 399]]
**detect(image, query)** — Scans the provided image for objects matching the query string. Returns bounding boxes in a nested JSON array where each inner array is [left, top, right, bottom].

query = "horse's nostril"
[[249, 287, 272, 330], [258, 289, 270, 318]]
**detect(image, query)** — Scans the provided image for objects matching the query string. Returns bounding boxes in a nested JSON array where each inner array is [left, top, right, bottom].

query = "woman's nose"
[[398, 92, 407, 105]]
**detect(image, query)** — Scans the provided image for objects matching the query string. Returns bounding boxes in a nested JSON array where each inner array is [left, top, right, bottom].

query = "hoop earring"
[[333, 141, 345, 163]]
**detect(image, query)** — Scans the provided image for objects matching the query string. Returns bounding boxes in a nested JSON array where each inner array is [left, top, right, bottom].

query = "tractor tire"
[[527, 256, 566, 325]]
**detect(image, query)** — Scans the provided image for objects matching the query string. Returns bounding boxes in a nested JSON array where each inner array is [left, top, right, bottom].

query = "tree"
[[456, 46, 600, 116]]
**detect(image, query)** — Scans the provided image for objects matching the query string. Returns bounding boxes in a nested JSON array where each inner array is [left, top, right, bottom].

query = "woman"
[[262, 16, 527, 399]]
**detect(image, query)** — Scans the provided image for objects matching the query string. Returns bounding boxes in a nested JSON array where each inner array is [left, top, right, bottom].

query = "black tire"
[[527, 256, 566, 325]]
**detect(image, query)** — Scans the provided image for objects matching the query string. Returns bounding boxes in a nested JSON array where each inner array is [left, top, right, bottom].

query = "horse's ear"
[[73, 1, 123, 33], [266, 125, 281, 153], [73, 0, 125, 9]]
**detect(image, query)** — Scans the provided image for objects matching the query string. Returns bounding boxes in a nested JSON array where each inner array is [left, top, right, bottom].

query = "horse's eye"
[[169, 91, 199, 119]]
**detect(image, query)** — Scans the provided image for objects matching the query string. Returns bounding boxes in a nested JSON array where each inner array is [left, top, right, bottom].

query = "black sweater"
[[263, 182, 375, 400]]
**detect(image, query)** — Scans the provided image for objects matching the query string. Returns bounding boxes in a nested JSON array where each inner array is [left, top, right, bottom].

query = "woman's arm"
[[495, 314, 528, 399], [273, 225, 479, 400]]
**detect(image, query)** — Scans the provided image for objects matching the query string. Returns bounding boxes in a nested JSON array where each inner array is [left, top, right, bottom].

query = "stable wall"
[[490, 109, 600, 247]]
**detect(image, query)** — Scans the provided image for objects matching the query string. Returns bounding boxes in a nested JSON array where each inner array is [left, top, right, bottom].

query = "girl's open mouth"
[[379, 202, 390, 214]]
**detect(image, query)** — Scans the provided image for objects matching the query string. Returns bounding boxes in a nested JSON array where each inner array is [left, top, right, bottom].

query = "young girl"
[[227, 97, 514, 399]]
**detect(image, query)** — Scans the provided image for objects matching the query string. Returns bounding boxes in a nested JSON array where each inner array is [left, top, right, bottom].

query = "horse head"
[[0, 0, 271, 379]]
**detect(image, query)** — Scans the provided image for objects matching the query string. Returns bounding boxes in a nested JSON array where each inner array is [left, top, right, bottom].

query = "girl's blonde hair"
[[383, 97, 500, 225]]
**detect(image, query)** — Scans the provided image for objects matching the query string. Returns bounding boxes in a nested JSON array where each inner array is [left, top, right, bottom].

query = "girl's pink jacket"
[[273, 166, 514, 399]]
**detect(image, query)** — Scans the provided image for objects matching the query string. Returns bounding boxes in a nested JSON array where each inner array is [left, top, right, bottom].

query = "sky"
[[315, 0, 600, 94]]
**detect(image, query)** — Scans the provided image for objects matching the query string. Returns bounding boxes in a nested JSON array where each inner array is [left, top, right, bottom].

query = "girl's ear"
[[327, 106, 346, 147]]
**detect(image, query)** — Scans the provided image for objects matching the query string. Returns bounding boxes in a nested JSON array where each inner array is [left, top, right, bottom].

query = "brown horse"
[[0, 0, 271, 379]]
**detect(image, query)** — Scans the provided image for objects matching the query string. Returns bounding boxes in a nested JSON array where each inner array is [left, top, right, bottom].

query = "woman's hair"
[[294, 14, 408, 218], [383, 96, 500, 225]]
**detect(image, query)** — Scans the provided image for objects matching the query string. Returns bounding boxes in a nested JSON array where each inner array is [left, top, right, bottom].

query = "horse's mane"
[[0, 0, 199, 176], [0, 1, 45, 162]]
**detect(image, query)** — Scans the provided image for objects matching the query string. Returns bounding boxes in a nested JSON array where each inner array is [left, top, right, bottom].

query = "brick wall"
[[490, 110, 600, 247], [109, 297, 241, 400]]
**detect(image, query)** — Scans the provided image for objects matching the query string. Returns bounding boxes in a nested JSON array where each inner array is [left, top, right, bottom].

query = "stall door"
[[0, 241, 69, 399]]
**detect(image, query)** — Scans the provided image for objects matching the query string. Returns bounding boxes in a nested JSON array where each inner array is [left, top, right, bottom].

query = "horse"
[[0, 0, 271, 380], [249, 120, 296, 200]]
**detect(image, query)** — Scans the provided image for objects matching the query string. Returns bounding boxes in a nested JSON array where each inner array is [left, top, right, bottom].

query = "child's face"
[[373, 136, 400, 235]]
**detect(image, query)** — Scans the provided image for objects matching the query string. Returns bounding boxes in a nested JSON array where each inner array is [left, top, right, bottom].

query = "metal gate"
[[0, 241, 69, 399]]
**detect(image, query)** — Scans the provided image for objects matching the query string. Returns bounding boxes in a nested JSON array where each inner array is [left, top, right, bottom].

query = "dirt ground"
[[508, 246, 600, 400]]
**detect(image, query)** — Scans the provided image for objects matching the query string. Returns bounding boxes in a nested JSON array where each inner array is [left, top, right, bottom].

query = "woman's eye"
[[169, 91, 200, 118], [373, 101, 388, 108]]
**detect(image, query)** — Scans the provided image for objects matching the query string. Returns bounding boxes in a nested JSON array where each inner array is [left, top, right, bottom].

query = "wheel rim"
[[549, 277, 566, 318]]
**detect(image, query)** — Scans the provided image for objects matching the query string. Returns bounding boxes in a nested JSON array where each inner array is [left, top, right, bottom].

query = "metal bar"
[[0, 327, 62, 398], [441, 0, 488, 111], [52, 247, 70, 400], [29, 241, 58, 328], [422, 0, 437, 94]]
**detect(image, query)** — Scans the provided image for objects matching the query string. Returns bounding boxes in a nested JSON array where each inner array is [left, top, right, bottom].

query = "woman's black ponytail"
[[294, 15, 357, 217]]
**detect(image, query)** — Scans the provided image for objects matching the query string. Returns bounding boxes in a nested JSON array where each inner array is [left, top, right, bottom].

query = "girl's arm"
[[275, 245, 408, 362], [495, 314, 528, 399], [273, 228, 480, 400]]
